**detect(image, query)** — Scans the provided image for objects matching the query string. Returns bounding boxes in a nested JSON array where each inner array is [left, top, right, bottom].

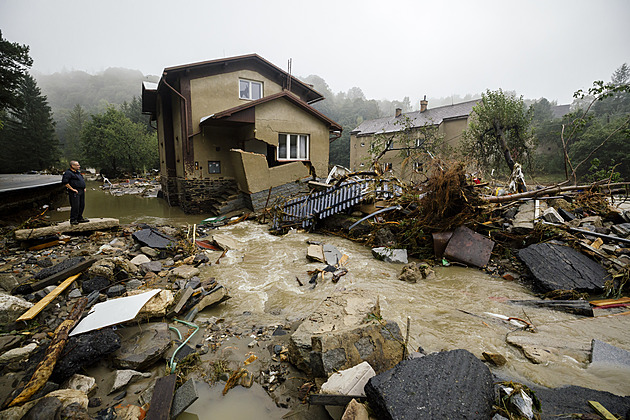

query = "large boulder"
[[518, 242, 610, 293], [289, 289, 402, 376], [365, 349, 494, 420]]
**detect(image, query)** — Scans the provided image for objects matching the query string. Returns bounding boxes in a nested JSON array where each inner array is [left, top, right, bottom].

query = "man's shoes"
[[78, 218, 90, 223], [70, 220, 79, 225]]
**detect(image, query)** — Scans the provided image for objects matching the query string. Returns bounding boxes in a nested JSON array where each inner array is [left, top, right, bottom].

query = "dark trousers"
[[69, 190, 85, 222]]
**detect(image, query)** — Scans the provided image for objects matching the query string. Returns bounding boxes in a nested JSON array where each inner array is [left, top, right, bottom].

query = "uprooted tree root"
[[369, 161, 491, 257]]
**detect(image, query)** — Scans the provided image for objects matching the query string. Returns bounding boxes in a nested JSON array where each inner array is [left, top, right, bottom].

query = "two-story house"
[[142, 54, 342, 214], [349, 98, 479, 182]]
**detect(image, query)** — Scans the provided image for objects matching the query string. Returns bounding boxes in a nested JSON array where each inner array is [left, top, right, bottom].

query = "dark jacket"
[[62, 168, 86, 190]]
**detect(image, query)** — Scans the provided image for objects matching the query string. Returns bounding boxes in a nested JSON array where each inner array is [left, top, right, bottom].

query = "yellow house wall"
[[440, 118, 469, 149], [189, 70, 283, 135], [255, 98, 329, 177], [191, 125, 252, 179], [171, 95, 184, 178]]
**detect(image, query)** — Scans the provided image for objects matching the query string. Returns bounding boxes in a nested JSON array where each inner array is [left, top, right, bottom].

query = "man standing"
[[62, 160, 89, 225]]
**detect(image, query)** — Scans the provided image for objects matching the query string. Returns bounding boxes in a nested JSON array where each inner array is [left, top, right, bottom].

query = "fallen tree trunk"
[[482, 181, 630, 203], [8, 297, 87, 407]]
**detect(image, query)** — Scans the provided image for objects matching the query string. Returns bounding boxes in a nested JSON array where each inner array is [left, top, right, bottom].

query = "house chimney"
[[420, 95, 428, 112], [395, 108, 402, 117]]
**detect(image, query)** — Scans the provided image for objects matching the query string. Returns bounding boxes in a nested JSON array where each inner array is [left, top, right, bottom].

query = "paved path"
[[0, 174, 61, 193]]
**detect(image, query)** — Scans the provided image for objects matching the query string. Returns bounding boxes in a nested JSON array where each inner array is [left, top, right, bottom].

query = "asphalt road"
[[0, 174, 62, 193]]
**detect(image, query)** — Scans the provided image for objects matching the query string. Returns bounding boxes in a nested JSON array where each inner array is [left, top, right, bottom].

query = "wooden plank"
[[146, 374, 177, 420], [12, 258, 96, 295], [309, 394, 366, 406], [589, 297, 630, 307], [588, 400, 617, 420], [17, 274, 81, 321]]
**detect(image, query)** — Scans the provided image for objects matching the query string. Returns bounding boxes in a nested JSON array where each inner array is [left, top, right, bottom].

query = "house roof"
[[161, 53, 324, 104], [351, 99, 480, 137], [200, 91, 342, 131]]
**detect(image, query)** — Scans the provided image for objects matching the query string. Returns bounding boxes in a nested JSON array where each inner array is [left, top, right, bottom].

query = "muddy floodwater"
[[48, 183, 630, 418]]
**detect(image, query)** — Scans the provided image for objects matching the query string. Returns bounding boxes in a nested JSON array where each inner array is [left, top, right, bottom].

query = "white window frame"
[[278, 133, 309, 161], [239, 79, 263, 100]]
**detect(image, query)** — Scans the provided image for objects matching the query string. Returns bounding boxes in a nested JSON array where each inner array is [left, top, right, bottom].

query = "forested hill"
[[33, 67, 159, 114]]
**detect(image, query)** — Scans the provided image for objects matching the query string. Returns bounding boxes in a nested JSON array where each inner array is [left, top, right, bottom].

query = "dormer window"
[[239, 79, 262, 100]]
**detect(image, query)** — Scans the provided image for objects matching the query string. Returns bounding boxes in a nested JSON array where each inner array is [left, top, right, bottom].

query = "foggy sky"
[[1, 0, 628, 107]]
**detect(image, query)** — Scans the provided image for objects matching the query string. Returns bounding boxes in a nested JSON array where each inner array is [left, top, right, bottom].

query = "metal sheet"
[[443, 226, 495, 268]]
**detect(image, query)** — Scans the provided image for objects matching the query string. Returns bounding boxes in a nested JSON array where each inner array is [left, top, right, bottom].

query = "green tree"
[[0, 74, 58, 173], [81, 106, 158, 176], [64, 104, 88, 159], [462, 89, 534, 173], [0, 31, 33, 128]]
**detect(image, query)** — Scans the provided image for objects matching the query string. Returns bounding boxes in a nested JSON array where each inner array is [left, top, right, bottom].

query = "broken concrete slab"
[[365, 349, 494, 420], [132, 227, 177, 250], [321, 361, 375, 420], [289, 289, 380, 375], [113, 323, 172, 371], [591, 339, 630, 367], [513, 200, 547, 231], [170, 265, 200, 279], [14, 218, 120, 241], [307, 244, 325, 263], [443, 226, 495, 268], [506, 314, 630, 365], [371, 247, 408, 264], [109, 369, 152, 394], [170, 378, 199, 419], [518, 242, 610, 293], [310, 320, 404, 378]]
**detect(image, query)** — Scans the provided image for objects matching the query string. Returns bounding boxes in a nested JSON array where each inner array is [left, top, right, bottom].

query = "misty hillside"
[[33, 67, 159, 114]]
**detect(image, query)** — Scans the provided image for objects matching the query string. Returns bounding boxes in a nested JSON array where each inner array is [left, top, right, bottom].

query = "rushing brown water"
[[49, 182, 630, 418]]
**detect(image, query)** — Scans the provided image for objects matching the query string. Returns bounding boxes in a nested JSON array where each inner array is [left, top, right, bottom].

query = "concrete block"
[[170, 379, 199, 418], [321, 361, 376, 420], [591, 339, 630, 367]]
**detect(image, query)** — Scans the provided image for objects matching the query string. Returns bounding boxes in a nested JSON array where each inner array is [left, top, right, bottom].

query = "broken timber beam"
[[17, 274, 81, 321], [12, 258, 95, 295], [8, 297, 88, 407]]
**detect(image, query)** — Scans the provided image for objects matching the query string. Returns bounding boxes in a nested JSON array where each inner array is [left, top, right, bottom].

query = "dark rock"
[[193, 254, 209, 264], [25, 257, 38, 265], [132, 228, 177, 249], [34, 257, 85, 280], [82, 276, 109, 294], [105, 285, 125, 298], [140, 261, 163, 273], [60, 402, 91, 419], [534, 385, 630, 419], [23, 396, 63, 420], [88, 397, 103, 408], [37, 257, 53, 268], [518, 242, 610, 293], [558, 208, 576, 221], [0, 334, 24, 353], [52, 328, 121, 383], [272, 328, 287, 336], [114, 269, 129, 281], [186, 277, 201, 290], [112, 322, 171, 370], [373, 227, 396, 247], [365, 349, 494, 420]]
